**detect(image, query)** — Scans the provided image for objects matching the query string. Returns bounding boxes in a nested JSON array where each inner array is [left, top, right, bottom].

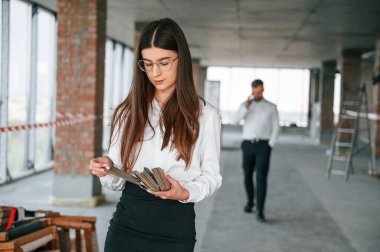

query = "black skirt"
[[104, 181, 196, 252]]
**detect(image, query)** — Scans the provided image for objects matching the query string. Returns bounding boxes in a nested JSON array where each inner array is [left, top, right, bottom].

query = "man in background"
[[235, 79, 280, 222]]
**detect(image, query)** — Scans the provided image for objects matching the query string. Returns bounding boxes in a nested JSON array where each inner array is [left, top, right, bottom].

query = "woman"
[[89, 18, 221, 252]]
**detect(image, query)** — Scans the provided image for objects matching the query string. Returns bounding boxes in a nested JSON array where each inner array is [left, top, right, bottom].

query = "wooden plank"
[[0, 232, 8, 242]]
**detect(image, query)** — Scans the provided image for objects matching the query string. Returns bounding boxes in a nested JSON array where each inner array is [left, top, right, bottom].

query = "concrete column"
[[372, 39, 380, 155], [134, 22, 149, 49], [337, 49, 362, 145], [311, 69, 320, 103], [340, 49, 362, 100], [52, 0, 107, 206], [202, 67, 208, 96], [308, 68, 319, 127], [200, 66, 207, 97], [309, 68, 320, 140], [319, 61, 336, 143], [192, 58, 203, 96]]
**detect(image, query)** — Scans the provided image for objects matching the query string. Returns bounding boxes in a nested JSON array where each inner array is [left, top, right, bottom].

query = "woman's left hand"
[[147, 174, 189, 201]]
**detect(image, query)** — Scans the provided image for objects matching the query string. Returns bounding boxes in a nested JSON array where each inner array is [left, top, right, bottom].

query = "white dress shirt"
[[234, 98, 280, 147], [100, 99, 222, 203]]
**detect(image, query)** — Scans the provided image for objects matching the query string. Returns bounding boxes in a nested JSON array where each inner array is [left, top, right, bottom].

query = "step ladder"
[[326, 83, 375, 181]]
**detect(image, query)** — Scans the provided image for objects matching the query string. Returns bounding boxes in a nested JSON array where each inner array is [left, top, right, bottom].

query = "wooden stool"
[[50, 216, 97, 252], [0, 225, 59, 252]]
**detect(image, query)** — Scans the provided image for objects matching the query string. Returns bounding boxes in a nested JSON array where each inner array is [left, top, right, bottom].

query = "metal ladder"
[[326, 83, 375, 181]]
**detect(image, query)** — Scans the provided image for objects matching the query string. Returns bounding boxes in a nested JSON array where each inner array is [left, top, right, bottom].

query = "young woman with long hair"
[[89, 18, 222, 252]]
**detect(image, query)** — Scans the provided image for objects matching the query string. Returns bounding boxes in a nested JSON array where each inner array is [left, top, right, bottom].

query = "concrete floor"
[[0, 130, 379, 251]]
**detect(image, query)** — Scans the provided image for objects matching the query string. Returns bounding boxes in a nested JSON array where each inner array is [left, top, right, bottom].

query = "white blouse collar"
[[152, 98, 162, 113]]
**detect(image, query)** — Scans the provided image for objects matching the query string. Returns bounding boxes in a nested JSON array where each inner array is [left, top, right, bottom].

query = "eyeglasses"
[[138, 56, 178, 72]]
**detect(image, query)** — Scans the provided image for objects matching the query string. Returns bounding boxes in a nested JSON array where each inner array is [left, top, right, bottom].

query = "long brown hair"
[[109, 18, 201, 172]]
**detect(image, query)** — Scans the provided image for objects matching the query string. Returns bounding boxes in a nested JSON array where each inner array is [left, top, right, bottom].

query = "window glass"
[[112, 43, 123, 108], [0, 0, 2, 71], [0, 0, 4, 184], [35, 9, 56, 169], [102, 43, 134, 152], [333, 73, 341, 124], [208, 67, 310, 127], [8, 0, 32, 177], [122, 47, 134, 97], [103, 40, 114, 151]]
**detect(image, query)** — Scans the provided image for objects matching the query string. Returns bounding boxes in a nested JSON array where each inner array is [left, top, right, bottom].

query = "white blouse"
[[100, 99, 222, 203]]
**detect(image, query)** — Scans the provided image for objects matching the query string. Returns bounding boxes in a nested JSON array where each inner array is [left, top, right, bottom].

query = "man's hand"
[[245, 96, 253, 109], [147, 174, 190, 201]]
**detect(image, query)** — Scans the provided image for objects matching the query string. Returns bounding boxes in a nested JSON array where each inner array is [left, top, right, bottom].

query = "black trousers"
[[241, 140, 272, 214]]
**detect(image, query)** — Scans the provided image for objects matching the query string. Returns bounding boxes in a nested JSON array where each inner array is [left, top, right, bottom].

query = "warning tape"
[[0, 113, 99, 133], [343, 109, 380, 121]]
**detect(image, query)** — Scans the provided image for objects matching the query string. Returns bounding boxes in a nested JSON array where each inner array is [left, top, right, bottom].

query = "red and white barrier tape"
[[0, 113, 99, 133], [343, 109, 380, 121]]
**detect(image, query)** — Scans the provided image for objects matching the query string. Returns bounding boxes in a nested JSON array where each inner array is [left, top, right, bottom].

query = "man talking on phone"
[[234, 79, 280, 222]]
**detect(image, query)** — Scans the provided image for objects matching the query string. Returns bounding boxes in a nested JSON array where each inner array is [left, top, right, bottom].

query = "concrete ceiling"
[[32, 0, 380, 68]]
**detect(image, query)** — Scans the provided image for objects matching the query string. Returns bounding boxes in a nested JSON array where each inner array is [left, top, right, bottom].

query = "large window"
[[0, 0, 56, 182], [102, 40, 134, 151], [208, 67, 310, 127], [0, 0, 134, 184]]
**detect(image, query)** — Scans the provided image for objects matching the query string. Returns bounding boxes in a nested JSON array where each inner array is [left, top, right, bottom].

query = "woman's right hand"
[[89, 156, 113, 177]]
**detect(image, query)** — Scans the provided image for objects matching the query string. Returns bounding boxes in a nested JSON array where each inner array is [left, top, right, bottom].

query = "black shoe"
[[256, 212, 266, 223], [244, 204, 254, 213]]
